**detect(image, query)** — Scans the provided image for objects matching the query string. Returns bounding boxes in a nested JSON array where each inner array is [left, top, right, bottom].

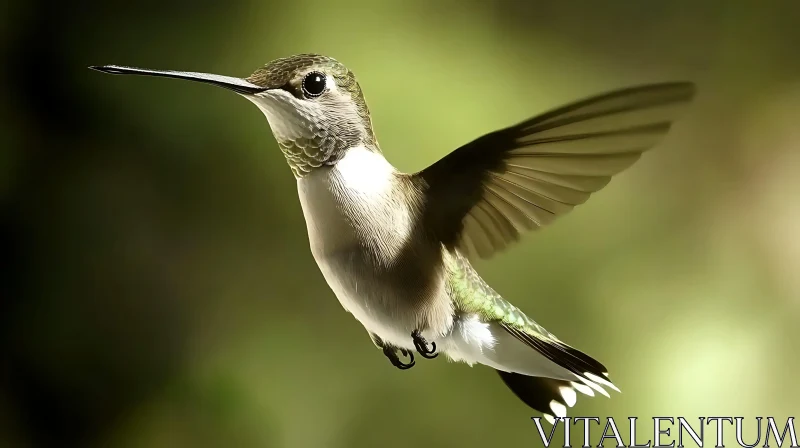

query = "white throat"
[[245, 90, 319, 144]]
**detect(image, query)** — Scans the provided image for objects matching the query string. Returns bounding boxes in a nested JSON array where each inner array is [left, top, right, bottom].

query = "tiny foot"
[[383, 346, 415, 370], [411, 330, 438, 359]]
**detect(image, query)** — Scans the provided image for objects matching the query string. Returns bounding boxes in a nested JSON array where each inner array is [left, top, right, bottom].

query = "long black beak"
[[88, 65, 267, 95]]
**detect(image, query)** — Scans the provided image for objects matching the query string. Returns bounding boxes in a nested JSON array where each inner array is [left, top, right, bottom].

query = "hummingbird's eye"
[[301, 71, 327, 98]]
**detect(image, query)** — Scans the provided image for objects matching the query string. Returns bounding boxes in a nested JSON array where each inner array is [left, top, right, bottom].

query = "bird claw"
[[412, 330, 438, 359], [383, 346, 415, 370]]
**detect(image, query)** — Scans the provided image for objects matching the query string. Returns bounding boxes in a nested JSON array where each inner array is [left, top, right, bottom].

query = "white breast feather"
[[330, 147, 416, 262]]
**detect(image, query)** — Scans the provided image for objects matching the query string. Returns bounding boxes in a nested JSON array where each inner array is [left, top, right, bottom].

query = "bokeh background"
[[2, 1, 799, 447]]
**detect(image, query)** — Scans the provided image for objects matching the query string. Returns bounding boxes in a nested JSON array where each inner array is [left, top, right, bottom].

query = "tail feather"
[[497, 371, 575, 421], [497, 370, 616, 421], [495, 323, 621, 419]]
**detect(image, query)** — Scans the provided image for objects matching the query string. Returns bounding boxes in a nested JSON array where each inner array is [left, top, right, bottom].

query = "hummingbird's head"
[[244, 54, 376, 176], [90, 54, 376, 177]]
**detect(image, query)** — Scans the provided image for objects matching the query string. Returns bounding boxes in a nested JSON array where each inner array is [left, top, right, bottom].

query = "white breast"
[[296, 147, 428, 347], [297, 146, 415, 259]]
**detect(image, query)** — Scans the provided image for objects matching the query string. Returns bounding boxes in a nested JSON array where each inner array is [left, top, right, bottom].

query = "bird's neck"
[[248, 93, 380, 178], [279, 140, 383, 179]]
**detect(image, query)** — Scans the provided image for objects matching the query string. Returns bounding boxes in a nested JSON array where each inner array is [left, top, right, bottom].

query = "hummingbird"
[[90, 54, 695, 422]]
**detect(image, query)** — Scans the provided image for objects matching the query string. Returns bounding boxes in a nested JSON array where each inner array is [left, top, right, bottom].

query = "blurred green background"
[[2, 1, 799, 447]]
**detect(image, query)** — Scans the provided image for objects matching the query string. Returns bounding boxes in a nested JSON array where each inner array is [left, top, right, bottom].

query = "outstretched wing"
[[413, 82, 695, 259]]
